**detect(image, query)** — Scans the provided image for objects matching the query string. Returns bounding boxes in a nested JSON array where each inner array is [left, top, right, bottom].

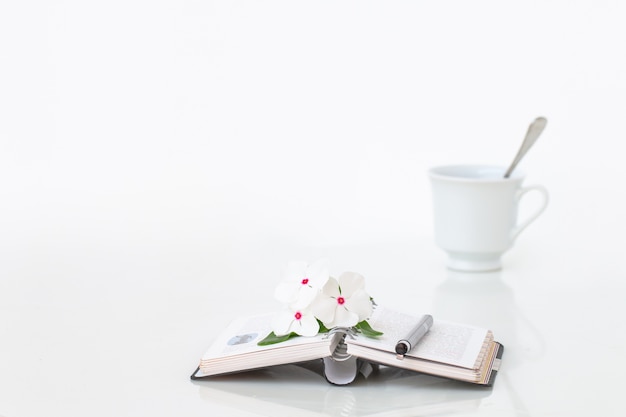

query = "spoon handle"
[[504, 117, 547, 178]]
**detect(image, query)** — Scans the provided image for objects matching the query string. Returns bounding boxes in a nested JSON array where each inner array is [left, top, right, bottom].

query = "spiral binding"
[[325, 327, 357, 361]]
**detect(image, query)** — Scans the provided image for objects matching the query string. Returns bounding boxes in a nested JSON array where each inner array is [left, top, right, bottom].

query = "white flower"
[[274, 259, 330, 309], [271, 307, 320, 337], [311, 272, 373, 329]]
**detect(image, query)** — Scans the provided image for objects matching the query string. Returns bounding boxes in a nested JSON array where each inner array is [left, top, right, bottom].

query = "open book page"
[[198, 313, 338, 377], [349, 307, 490, 369], [202, 313, 277, 359], [202, 313, 331, 360]]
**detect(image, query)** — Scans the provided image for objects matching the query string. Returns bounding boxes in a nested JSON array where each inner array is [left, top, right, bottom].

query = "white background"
[[2, 1, 626, 416]]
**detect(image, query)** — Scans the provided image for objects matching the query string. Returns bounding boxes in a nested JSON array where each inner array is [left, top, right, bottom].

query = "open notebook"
[[191, 306, 503, 386]]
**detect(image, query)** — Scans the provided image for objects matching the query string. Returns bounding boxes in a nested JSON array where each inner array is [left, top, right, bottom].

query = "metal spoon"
[[503, 117, 547, 178]]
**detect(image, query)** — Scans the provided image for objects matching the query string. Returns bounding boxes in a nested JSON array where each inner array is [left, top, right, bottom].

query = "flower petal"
[[337, 272, 365, 297], [321, 277, 341, 298], [274, 281, 299, 304], [290, 285, 318, 309], [294, 314, 320, 337], [271, 309, 296, 336], [283, 261, 308, 281], [306, 258, 330, 287], [344, 289, 373, 322], [310, 293, 338, 324], [331, 306, 359, 328]]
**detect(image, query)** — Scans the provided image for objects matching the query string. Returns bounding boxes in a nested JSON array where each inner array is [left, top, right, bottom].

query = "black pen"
[[395, 314, 433, 359]]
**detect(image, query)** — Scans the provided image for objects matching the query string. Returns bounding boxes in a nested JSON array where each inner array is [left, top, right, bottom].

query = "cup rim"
[[429, 164, 525, 182]]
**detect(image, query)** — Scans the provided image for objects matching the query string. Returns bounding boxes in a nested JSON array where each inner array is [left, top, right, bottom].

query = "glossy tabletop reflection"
[[2, 1, 626, 416]]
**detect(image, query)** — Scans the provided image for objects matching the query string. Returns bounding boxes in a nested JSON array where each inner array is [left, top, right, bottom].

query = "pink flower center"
[[301, 278, 309, 285], [294, 311, 302, 320], [337, 297, 345, 305]]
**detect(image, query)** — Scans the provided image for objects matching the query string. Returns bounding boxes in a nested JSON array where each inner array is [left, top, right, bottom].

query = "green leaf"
[[355, 320, 383, 338], [257, 331, 299, 346], [317, 319, 330, 334]]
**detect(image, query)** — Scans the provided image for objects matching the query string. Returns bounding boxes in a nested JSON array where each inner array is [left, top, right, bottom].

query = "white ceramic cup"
[[429, 165, 548, 272]]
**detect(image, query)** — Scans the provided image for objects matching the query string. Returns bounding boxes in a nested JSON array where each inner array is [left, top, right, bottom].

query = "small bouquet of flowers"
[[259, 259, 382, 345]]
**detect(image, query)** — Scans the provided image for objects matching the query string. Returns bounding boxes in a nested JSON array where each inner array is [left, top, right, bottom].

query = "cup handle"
[[511, 185, 549, 240]]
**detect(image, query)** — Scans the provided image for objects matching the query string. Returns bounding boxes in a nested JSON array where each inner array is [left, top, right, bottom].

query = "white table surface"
[[2, 1, 626, 416]]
